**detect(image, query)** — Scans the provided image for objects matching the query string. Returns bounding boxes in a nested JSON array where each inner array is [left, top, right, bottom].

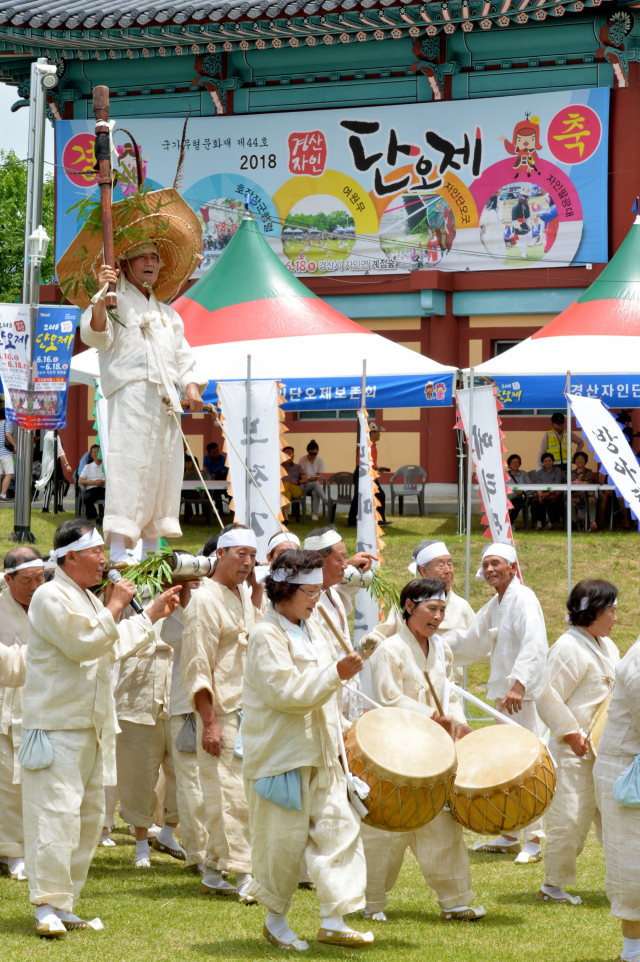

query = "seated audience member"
[[182, 466, 211, 525], [282, 446, 307, 522], [203, 442, 228, 479], [506, 454, 530, 526], [77, 444, 105, 523], [298, 440, 328, 522], [531, 452, 564, 530], [571, 452, 598, 533]]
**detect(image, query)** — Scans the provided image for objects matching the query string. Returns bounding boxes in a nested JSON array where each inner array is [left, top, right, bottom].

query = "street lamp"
[[28, 225, 50, 263]]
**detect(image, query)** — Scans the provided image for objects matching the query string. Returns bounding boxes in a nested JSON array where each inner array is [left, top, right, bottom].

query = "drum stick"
[[162, 395, 216, 415], [318, 606, 352, 656], [449, 682, 521, 728], [423, 670, 444, 717], [350, 687, 384, 711]]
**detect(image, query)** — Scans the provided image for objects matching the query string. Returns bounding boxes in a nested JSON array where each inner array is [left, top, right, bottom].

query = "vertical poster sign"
[[353, 408, 385, 657], [0, 304, 78, 430], [218, 379, 284, 561]]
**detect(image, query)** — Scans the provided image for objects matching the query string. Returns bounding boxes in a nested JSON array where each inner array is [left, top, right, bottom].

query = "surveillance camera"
[[42, 74, 57, 89]]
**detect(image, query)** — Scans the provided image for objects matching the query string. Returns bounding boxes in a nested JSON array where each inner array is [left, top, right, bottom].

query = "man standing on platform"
[[0, 547, 45, 883]]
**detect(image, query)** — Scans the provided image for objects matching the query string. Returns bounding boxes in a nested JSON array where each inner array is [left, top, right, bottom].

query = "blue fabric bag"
[[253, 768, 301, 811], [18, 729, 53, 771], [613, 755, 640, 808], [233, 709, 243, 759]]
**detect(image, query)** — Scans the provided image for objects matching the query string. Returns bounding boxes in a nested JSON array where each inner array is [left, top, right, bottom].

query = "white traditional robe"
[[22, 566, 155, 910], [0, 643, 25, 689], [242, 605, 366, 917], [161, 606, 208, 867], [0, 587, 30, 858], [181, 579, 260, 874], [80, 282, 207, 548], [594, 638, 640, 920], [313, 582, 361, 722], [362, 623, 474, 913], [115, 635, 176, 828], [537, 627, 619, 887]]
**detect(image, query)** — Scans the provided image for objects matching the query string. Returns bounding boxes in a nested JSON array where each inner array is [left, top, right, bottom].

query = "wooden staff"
[[318, 606, 352, 656], [161, 395, 216, 415], [423, 669, 444, 717], [92, 86, 117, 309]]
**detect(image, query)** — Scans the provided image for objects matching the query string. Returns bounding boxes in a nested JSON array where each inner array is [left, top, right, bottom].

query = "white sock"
[[522, 841, 541, 856], [135, 839, 150, 861], [363, 909, 387, 921], [109, 533, 128, 563], [156, 824, 176, 847], [35, 904, 66, 931], [321, 916, 351, 933], [1, 855, 26, 877], [541, 885, 581, 904], [141, 537, 158, 560], [203, 867, 236, 890], [54, 910, 83, 922], [266, 912, 309, 950], [622, 937, 640, 962], [236, 872, 252, 895]]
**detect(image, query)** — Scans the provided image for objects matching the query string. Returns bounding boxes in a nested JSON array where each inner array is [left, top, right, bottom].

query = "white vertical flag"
[[218, 379, 285, 562], [353, 408, 384, 654], [457, 383, 515, 548]]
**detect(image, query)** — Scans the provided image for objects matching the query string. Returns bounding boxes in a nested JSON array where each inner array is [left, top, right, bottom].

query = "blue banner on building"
[[493, 375, 640, 411]]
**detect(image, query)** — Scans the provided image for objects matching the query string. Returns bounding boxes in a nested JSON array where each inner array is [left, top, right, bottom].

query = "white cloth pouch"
[[233, 709, 243, 758], [253, 769, 301, 811], [18, 729, 53, 770], [613, 755, 640, 808], [176, 713, 197, 753]]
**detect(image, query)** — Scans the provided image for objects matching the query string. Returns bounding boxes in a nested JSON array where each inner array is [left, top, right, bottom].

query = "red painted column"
[[423, 292, 459, 483], [610, 63, 640, 256]]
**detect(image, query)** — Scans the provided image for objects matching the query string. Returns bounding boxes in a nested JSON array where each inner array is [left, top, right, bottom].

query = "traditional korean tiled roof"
[[0, 0, 615, 32]]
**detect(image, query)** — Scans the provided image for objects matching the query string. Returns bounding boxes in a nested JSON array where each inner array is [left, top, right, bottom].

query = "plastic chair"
[[389, 465, 426, 516], [327, 472, 354, 523]]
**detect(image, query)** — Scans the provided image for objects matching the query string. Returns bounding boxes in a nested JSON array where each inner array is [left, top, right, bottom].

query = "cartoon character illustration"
[[116, 142, 149, 197], [498, 113, 542, 179], [425, 381, 434, 400], [435, 382, 447, 401]]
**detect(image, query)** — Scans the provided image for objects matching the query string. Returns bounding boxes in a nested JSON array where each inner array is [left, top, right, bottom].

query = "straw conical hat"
[[56, 188, 202, 310]]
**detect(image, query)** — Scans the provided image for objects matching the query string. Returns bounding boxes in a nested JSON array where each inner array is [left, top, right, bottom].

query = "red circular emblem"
[[547, 104, 601, 166], [62, 133, 99, 187]]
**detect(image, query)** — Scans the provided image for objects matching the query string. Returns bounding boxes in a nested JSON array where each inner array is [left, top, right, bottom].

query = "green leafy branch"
[[101, 547, 175, 600], [366, 567, 401, 612]]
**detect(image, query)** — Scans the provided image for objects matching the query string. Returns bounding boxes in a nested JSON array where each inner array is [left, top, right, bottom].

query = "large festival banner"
[[568, 395, 640, 522], [217, 379, 286, 561], [456, 384, 516, 548], [0, 303, 78, 430], [55, 89, 608, 280]]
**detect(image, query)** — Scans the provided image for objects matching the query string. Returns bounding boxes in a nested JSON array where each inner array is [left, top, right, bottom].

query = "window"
[[296, 409, 368, 421], [493, 339, 523, 357]]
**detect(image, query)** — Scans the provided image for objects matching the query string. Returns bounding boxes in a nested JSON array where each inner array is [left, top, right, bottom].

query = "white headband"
[[476, 543, 518, 580], [54, 529, 104, 559], [271, 567, 324, 584], [408, 542, 450, 576], [409, 591, 447, 606], [567, 595, 617, 621], [4, 558, 45, 574], [268, 531, 301, 551], [218, 529, 258, 551], [304, 530, 343, 551]]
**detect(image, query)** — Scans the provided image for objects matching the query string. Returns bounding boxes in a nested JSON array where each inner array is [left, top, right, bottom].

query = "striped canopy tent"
[[70, 214, 456, 410], [473, 216, 640, 410]]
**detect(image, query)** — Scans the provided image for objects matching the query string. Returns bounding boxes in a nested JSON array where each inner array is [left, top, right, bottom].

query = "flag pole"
[[567, 371, 572, 597], [464, 369, 474, 602], [245, 354, 251, 527]]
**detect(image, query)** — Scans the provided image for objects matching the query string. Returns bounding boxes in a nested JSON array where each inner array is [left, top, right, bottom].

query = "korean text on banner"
[[0, 304, 78, 430], [457, 384, 515, 547], [56, 88, 609, 280], [218, 379, 282, 562], [353, 408, 382, 648], [568, 395, 640, 520]]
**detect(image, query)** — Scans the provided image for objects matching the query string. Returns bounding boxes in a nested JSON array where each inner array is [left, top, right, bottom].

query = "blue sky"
[[0, 82, 55, 167]]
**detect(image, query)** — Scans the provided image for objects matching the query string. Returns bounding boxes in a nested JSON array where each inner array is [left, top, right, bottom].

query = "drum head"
[[454, 725, 541, 791], [351, 707, 456, 788]]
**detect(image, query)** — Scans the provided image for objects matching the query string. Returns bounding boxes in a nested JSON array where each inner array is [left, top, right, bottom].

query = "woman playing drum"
[[241, 549, 374, 951], [536, 580, 619, 905], [362, 578, 486, 923]]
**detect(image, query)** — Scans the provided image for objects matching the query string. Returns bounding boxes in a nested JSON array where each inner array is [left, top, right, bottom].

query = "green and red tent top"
[[70, 213, 457, 410], [474, 216, 640, 409]]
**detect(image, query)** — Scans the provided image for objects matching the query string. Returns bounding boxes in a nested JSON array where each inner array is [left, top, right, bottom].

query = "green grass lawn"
[[0, 508, 634, 960]]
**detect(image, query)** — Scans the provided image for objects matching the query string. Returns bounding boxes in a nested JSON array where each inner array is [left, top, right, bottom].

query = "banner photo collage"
[[55, 88, 608, 280]]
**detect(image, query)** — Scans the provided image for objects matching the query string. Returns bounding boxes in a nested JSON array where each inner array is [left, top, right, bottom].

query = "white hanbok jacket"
[[358, 588, 474, 659], [443, 578, 548, 701], [23, 566, 155, 784]]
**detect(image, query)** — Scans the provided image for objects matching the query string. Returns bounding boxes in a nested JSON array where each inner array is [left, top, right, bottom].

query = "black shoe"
[[379, 520, 393, 526], [346, 523, 356, 528]]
